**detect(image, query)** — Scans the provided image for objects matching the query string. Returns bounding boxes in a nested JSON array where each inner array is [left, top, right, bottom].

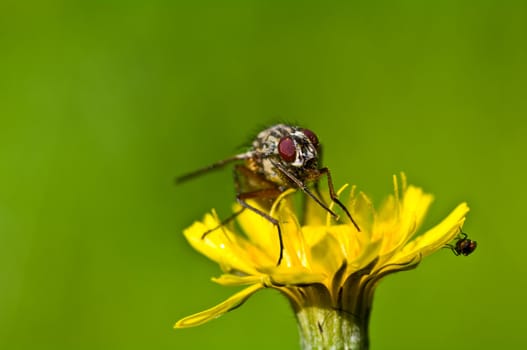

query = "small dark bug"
[[446, 230, 477, 256], [176, 124, 360, 265]]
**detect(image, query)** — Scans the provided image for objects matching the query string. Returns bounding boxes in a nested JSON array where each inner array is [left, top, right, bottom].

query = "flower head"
[[175, 174, 469, 348]]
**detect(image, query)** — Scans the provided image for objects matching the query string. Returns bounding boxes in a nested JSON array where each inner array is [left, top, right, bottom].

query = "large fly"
[[175, 124, 360, 265]]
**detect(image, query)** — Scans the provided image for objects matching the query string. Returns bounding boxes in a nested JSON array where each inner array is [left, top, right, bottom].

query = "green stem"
[[295, 307, 368, 350]]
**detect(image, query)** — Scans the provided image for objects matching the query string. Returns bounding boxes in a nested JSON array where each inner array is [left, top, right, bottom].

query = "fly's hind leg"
[[200, 164, 276, 241], [237, 189, 284, 266], [233, 164, 285, 265], [443, 244, 460, 256], [201, 207, 246, 239]]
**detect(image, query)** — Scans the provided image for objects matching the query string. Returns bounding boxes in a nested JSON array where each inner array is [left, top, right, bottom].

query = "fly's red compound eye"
[[278, 137, 296, 162], [302, 128, 319, 147]]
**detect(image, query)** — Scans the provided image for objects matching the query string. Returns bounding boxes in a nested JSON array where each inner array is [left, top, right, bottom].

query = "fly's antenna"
[[174, 152, 252, 184]]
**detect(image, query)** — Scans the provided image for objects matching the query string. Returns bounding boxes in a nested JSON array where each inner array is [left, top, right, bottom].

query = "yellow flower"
[[175, 174, 470, 349]]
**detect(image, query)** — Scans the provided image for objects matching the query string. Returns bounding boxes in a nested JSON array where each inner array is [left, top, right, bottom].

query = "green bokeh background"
[[1, 1, 525, 349]]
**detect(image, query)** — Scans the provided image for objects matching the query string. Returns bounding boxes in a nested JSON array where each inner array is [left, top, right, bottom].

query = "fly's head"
[[250, 124, 321, 187]]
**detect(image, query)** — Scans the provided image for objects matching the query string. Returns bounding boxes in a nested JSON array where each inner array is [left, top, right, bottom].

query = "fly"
[[175, 124, 360, 265], [445, 229, 477, 256]]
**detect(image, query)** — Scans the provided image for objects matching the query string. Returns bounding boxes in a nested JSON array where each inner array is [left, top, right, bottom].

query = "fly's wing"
[[174, 152, 252, 184]]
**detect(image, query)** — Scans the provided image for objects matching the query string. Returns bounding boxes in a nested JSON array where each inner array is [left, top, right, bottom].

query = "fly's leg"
[[299, 179, 327, 225], [314, 143, 327, 204], [318, 167, 361, 232], [200, 164, 276, 240], [236, 190, 284, 266], [271, 161, 340, 220], [234, 164, 285, 266], [201, 207, 245, 239], [443, 244, 460, 256]]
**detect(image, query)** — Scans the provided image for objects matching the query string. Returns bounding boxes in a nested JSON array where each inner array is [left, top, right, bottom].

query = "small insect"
[[446, 230, 477, 256], [176, 124, 360, 265]]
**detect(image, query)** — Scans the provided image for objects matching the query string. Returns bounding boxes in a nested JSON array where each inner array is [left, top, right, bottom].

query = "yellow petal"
[[376, 186, 434, 256], [301, 225, 327, 249], [212, 274, 266, 286], [325, 184, 350, 226], [183, 214, 261, 275], [400, 186, 434, 240], [270, 271, 327, 285], [387, 202, 470, 265], [307, 229, 345, 276], [235, 201, 277, 256], [303, 193, 328, 226], [348, 237, 383, 272], [277, 204, 309, 268], [348, 189, 375, 234], [174, 283, 264, 328]]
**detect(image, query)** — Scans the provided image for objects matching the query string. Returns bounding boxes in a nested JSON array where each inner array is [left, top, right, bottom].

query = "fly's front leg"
[[271, 160, 339, 220], [314, 143, 326, 203], [313, 179, 325, 206], [299, 179, 326, 225], [318, 167, 361, 232]]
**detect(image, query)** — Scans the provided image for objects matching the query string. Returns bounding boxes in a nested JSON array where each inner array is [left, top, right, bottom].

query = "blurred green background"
[[1, 1, 525, 349]]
